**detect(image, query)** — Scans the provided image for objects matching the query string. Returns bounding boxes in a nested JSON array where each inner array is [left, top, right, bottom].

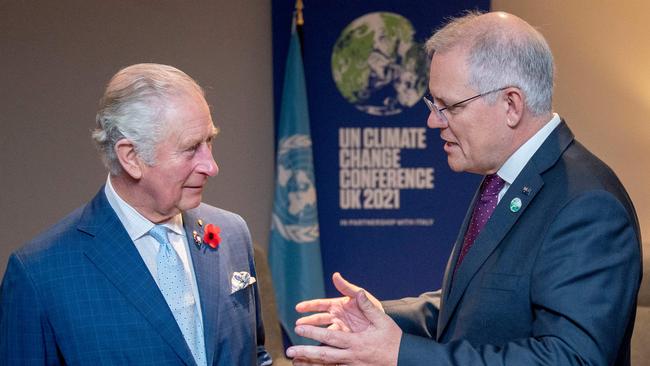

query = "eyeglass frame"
[[423, 86, 510, 123]]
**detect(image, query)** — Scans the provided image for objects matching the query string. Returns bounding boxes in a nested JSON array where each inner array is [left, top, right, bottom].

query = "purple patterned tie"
[[455, 174, 506, 268]]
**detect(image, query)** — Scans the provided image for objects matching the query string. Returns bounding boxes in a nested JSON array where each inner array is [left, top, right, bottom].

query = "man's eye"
[[446, 105, 463, 114], [434, 99, 448, 110]]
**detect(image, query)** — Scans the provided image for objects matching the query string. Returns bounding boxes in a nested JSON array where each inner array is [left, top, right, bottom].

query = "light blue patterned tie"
[[150, 225, 206, 366]]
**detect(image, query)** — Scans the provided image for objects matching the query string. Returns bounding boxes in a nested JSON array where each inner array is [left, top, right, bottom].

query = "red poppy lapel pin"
[[192, 219, 221, 249]]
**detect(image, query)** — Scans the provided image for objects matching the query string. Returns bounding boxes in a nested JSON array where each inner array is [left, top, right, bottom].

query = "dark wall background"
[[0, 0, 274, 275]]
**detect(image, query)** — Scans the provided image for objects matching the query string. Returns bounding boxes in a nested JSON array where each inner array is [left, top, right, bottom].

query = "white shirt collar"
[[497, 113, 562, 185], [104, 176, 184, 241]]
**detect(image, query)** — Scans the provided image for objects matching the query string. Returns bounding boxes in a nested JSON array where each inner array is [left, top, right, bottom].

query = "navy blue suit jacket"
[[0, 188, 269, 365], [384, 122, 642, 365]]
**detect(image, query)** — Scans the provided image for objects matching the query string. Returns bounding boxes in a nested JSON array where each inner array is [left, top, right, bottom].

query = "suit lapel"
[[437, 121, 575, 339], [438, 185, 480, 310], [184, 209, 222, 366], [80, 188, 197, 366]]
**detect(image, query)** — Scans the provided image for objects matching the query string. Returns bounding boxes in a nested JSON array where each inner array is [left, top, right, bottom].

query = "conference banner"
[[272, 0, 489, 300]]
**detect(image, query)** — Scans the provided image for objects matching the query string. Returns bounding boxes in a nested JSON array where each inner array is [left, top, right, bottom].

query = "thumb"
[[356, 290, 385, 325], [332, 272, 363, 298]]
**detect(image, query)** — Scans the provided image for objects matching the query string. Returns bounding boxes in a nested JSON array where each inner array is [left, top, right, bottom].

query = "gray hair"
[[425, 11, 554, 116], [92, 63, 205, 175]]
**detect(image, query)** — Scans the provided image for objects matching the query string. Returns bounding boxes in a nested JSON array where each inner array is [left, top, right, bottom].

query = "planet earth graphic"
[[332, 12, 428, 116]]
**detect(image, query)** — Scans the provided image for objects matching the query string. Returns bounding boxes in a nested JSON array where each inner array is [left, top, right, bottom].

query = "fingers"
[[296, 297, 345, 313], [296, 312, 336, 326], [332, 273, 384, 312], [295, 325, 349, 349], [332, 272, 363, 298], [330, 318, 351, 332], [287, 343, 348, 365], [356, 290, 385, 324], [296, 272, 363, 314]]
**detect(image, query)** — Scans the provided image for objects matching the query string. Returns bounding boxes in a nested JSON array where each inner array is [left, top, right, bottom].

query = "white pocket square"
[[230, 271, 256, 294]]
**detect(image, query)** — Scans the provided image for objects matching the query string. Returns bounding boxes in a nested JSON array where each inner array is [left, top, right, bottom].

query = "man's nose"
[[197, 145, 219, 176], [427, 110, 448, 129]]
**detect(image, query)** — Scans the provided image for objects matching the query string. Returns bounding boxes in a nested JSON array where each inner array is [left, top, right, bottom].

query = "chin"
[[447, 159, 465, 173], [179, 195, 203, 211]]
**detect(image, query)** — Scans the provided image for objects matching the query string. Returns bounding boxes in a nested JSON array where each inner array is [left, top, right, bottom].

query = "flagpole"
[[295, 0, 304, 54]]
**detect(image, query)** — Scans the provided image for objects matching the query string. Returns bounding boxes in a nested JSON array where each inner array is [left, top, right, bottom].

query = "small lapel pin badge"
[[510, 197, 522, 213], [192, 230, 202, 248]]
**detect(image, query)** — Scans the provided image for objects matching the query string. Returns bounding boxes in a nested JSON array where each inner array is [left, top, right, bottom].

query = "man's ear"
[[115, 138, 143, 179], [503, 87, 525, 128]]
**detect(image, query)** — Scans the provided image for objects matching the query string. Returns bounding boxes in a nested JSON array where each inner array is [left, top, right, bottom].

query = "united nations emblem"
[[272, 134, 320, 243]]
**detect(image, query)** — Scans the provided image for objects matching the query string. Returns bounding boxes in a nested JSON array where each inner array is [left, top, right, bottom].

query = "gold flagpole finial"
[[295, 0, 304, 26]]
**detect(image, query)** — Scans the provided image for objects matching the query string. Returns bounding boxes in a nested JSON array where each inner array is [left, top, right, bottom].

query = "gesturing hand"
[[286, 273, 402, 366], [294, 272, 381, 333]]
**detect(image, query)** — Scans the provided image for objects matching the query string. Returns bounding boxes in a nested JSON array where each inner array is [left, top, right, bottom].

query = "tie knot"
[[481, 174, 505, 197], [149, 225, 171, 246]]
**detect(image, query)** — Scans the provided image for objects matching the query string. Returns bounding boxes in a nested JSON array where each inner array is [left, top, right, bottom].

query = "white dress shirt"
[[496, 113, 562, 202], [103, 176, 205, 328]]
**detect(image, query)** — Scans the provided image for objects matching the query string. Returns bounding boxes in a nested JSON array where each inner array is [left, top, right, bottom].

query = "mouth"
[[184, 185, 204, 190], [442, 140, 458, 153]]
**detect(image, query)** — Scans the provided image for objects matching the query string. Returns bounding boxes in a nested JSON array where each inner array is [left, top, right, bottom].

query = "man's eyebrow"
[[179, 129, 218, 148], [427, 87, 444, 101], [431, 93, 450, 106]]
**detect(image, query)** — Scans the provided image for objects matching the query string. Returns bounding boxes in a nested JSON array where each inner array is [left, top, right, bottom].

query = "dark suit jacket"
[[384, 122, 642, 365], [0, 188, 269, 365]]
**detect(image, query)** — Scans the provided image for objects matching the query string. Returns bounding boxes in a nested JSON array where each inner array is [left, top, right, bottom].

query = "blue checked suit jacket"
[[0, 188, 270, 365], [383, 121, 642, 365]]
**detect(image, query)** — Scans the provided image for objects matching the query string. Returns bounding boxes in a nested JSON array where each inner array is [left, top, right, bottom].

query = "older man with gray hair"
[[0, 63, 271, 366], [286, 11, 641, 366]]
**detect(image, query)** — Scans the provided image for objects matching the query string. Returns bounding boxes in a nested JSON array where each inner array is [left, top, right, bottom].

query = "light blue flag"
[[268, 24, 326, 346]]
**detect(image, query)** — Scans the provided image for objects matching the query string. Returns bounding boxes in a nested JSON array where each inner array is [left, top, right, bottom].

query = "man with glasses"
[[286, 11, 641, 366]]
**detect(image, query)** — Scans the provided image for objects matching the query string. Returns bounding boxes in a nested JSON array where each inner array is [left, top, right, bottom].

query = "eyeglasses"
[[423, 86, 509, 123]]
